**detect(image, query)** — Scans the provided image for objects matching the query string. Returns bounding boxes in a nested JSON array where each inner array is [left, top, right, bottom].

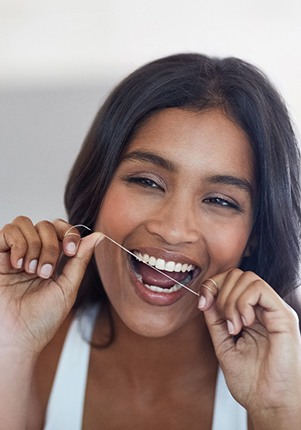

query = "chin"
[[118, 306, 199, 339]]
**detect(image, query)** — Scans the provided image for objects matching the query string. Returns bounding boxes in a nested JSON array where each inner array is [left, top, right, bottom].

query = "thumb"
[[56, 232, 104, 306]]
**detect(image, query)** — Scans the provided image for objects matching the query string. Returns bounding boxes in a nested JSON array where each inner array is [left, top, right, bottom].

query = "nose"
[[144, 195, 200, 245]]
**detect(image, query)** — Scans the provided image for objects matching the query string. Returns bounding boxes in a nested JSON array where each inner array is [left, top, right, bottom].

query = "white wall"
[[1, 0, 301, 224]]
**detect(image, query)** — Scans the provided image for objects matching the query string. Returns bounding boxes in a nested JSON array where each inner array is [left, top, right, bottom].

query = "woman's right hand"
[[0, 216, 102, 357]]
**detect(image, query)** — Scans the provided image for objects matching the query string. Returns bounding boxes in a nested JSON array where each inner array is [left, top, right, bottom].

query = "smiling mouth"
[[131, 251, 200, 294]]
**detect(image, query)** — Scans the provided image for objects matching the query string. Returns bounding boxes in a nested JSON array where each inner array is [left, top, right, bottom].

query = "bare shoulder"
[[27, 313, 74, 430]]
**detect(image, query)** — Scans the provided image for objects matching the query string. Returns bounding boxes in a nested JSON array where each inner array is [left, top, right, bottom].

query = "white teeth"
[[144, 283, 182, 294], [134, 252, 195, 273], [155, 258, 165, 270], [174, 262, 182, 272], [149, 256, 156, 266], [133, 257, 193, 294], [181, 263, 188, 272], [135, 272, 143, 282], [165, 261, 175, 272]]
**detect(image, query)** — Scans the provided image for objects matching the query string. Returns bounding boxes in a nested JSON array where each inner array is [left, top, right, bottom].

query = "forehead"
[[126, 108, 254, 181]]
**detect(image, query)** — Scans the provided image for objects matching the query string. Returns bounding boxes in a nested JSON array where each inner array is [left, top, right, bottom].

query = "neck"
[[95, 305, 218, 390]]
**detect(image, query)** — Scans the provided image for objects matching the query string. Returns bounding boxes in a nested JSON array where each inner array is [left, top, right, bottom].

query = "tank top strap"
[[43, 305, 99, 430], [212, 368, 247, 430]]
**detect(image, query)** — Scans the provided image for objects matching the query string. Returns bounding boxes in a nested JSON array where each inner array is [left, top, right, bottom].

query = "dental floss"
[[65, 224, 200, 297], [101, 233, 200, 297], [64, 224, 92, 237]]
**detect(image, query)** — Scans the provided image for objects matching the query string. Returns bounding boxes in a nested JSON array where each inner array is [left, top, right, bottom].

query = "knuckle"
[[35, 220, 54, 231], [3, 225, 25, 247], [54, 218, 68, 226], [242, 270, 255, 278], [1, 223, 14, 235], [12, 215, 31, 225], [225, 267, 242, 281], [250, 278, 266, 291], [285, 304, 300, 327]]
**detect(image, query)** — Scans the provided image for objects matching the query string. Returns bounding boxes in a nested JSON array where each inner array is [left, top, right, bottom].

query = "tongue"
[[136, 262, 188, 288]]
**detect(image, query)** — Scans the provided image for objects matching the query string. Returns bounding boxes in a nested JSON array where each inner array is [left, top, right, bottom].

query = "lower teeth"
[[144, 283, 182, 294]]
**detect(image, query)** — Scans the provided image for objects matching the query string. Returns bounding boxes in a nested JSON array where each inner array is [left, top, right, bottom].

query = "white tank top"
[[44, 306, 247, 429]]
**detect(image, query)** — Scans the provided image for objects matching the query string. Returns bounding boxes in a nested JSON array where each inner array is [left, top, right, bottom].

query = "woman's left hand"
[[199, 268, 301, 429]]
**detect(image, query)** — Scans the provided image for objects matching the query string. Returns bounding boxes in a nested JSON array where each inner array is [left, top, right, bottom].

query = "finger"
[[11, 216, 44, 274], [234, 281, 297, 334], [0, 216, 44, 273], [198, 269, 243, 313], [52, 219, 84, 257], [0, 223, 28, 270], [35, 220, 61, 279], [201, 271, 243, 346], [55, 232, 105, 306], [198, 278, 219, 310], [202, 302, 235, 361], [53, 220, 93, 257], [198, 269, 250, 334], [211, 268, 294, 335], [216, 269, 259, 334]]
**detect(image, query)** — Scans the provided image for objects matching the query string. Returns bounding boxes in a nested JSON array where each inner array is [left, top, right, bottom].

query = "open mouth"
[[131, 251, 200, 294]]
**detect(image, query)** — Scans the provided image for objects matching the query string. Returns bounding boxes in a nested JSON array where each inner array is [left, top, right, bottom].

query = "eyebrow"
[[208, 175, 253, 197], [121, 150, 253, 197], [121, 150, 176, 172]]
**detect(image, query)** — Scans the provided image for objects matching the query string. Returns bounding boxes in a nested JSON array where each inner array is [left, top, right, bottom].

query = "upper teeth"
[[133, 252, 195, 273]]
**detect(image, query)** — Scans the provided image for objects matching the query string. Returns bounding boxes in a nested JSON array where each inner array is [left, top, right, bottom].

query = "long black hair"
[[64, 53, 301, 311]]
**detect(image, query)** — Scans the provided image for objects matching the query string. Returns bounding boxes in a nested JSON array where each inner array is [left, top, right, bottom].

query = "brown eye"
[[126, 176, 165, 191], [203, 196, 240, 211]]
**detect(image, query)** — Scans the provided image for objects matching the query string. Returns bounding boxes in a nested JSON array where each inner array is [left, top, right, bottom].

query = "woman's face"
[[94, 108, 255, 337]]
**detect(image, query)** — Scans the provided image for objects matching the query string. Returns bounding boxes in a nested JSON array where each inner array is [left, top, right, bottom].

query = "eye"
[[203, 196, 241, 211], [125, 176, 165, 191]]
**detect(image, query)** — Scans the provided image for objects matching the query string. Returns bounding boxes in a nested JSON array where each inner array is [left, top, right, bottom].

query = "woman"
[[0, 54, 300, 429]]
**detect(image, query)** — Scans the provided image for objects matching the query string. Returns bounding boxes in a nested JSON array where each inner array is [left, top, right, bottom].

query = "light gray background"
[[1, 0, 301, 225]]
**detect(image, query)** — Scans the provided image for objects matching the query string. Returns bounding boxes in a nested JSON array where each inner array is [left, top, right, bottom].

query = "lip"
[[127, 247, 201, 306]]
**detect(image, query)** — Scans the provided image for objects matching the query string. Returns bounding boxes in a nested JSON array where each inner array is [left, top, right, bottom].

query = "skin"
[[0, 108, 300, 429], [94, 108, 255, 338]]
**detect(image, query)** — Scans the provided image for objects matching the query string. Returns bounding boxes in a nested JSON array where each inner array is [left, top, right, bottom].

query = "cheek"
[[207, 223, 251, 269], [96, 187, 149, 237]]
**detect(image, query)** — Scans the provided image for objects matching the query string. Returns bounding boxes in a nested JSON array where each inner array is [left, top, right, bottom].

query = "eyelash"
[[203, 196, 241, 211], [125, 176, 164, 190], [125, 176, 242, 211]]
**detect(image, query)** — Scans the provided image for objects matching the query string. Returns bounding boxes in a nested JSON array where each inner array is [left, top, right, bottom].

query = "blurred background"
[[1, 0, 300, 225]]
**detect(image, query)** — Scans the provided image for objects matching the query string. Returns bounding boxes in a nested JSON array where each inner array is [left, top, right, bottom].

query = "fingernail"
[[28, 259, 38, 273], [66, 242, 77, 254], [16, 258, 23, 269], [40, 264, 53, 278], [227, 320, 235, 334], [241, 315, 247, 326], [198, 295, 207, 310]]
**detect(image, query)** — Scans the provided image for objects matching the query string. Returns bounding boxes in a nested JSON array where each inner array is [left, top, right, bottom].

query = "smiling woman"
[[93, 108, 255, 336], [0, 53, 301, 430]]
